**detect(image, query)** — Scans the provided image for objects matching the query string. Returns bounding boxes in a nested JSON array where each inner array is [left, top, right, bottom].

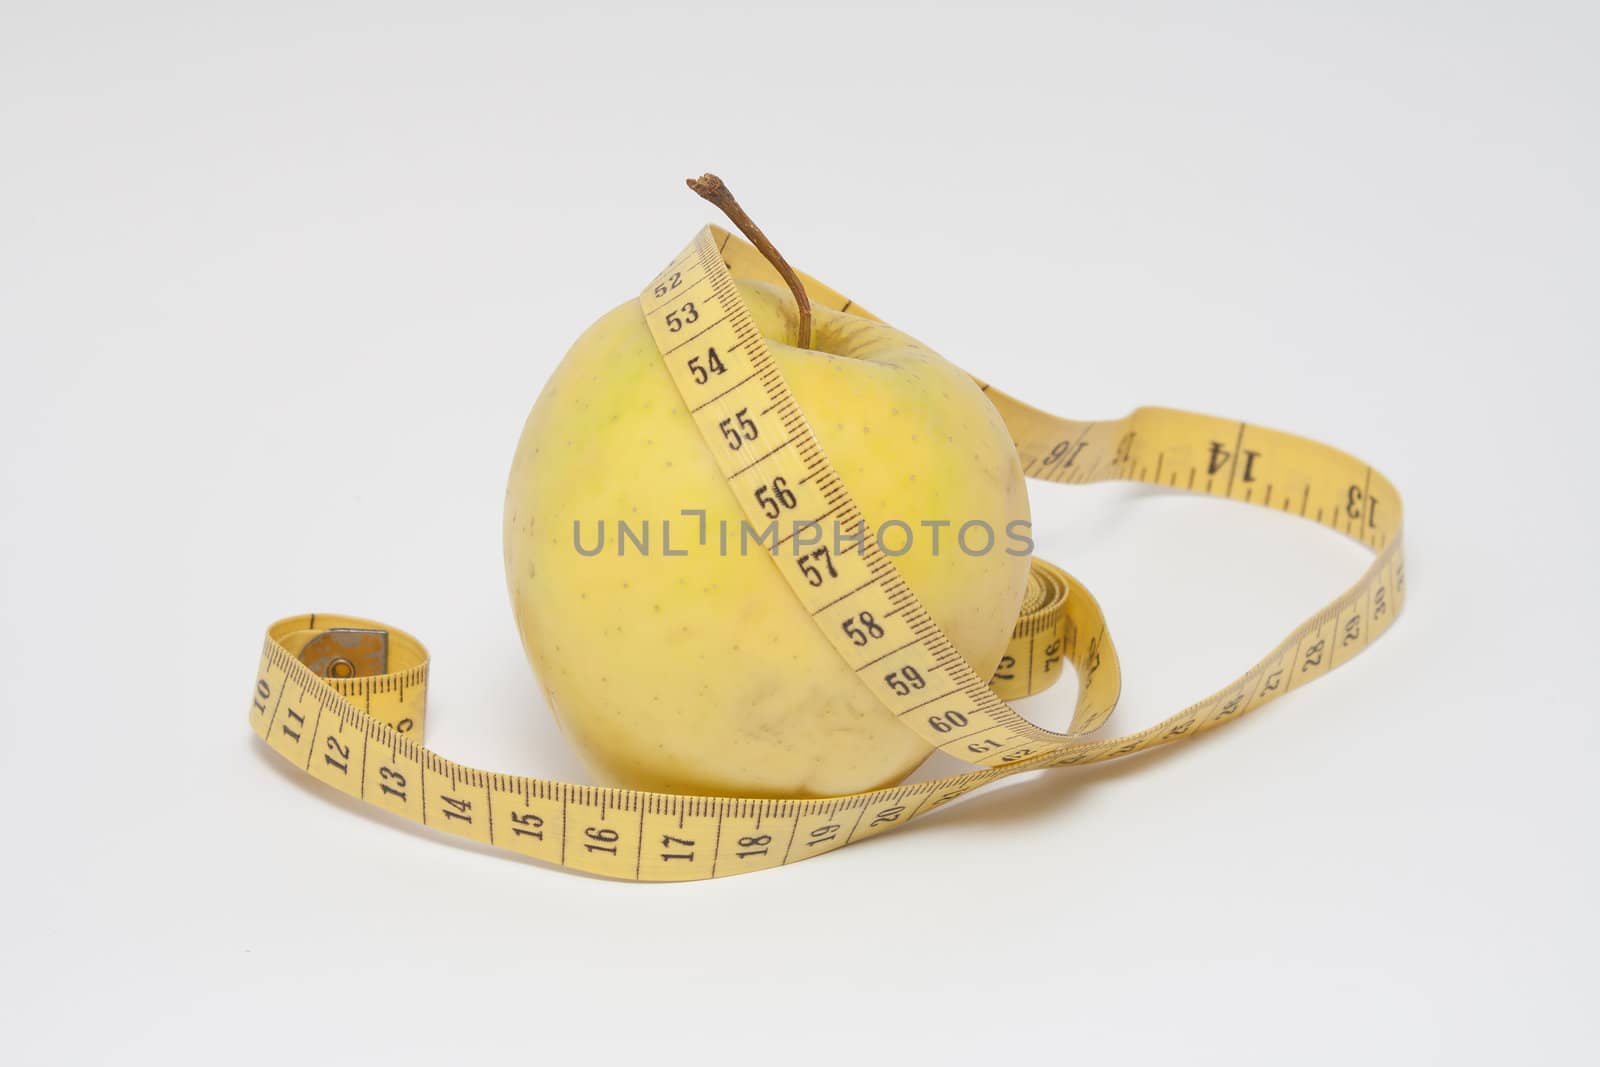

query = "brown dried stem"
[[685, 172, 812, 350]]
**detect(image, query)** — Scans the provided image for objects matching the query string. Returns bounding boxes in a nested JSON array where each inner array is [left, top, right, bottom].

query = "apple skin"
[[504, 280, 1030, 797]]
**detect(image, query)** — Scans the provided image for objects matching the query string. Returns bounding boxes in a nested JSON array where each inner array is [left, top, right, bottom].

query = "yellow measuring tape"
[[249, 225, 1405, 881]]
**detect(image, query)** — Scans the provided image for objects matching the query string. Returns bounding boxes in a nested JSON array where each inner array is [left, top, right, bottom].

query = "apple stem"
[[685, 173, 812, 350]]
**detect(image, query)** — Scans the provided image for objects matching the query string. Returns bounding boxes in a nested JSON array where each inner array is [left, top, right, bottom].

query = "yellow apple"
[[504, 277, 1030, 797]]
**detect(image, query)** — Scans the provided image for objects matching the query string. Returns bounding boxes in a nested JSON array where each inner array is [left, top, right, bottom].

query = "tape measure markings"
[[247, 225, 1405, 881], [664, 230, 1146, 767]]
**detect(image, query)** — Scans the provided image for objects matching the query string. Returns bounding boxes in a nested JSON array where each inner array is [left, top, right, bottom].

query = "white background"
[[3, 2, 1595, 1063]]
